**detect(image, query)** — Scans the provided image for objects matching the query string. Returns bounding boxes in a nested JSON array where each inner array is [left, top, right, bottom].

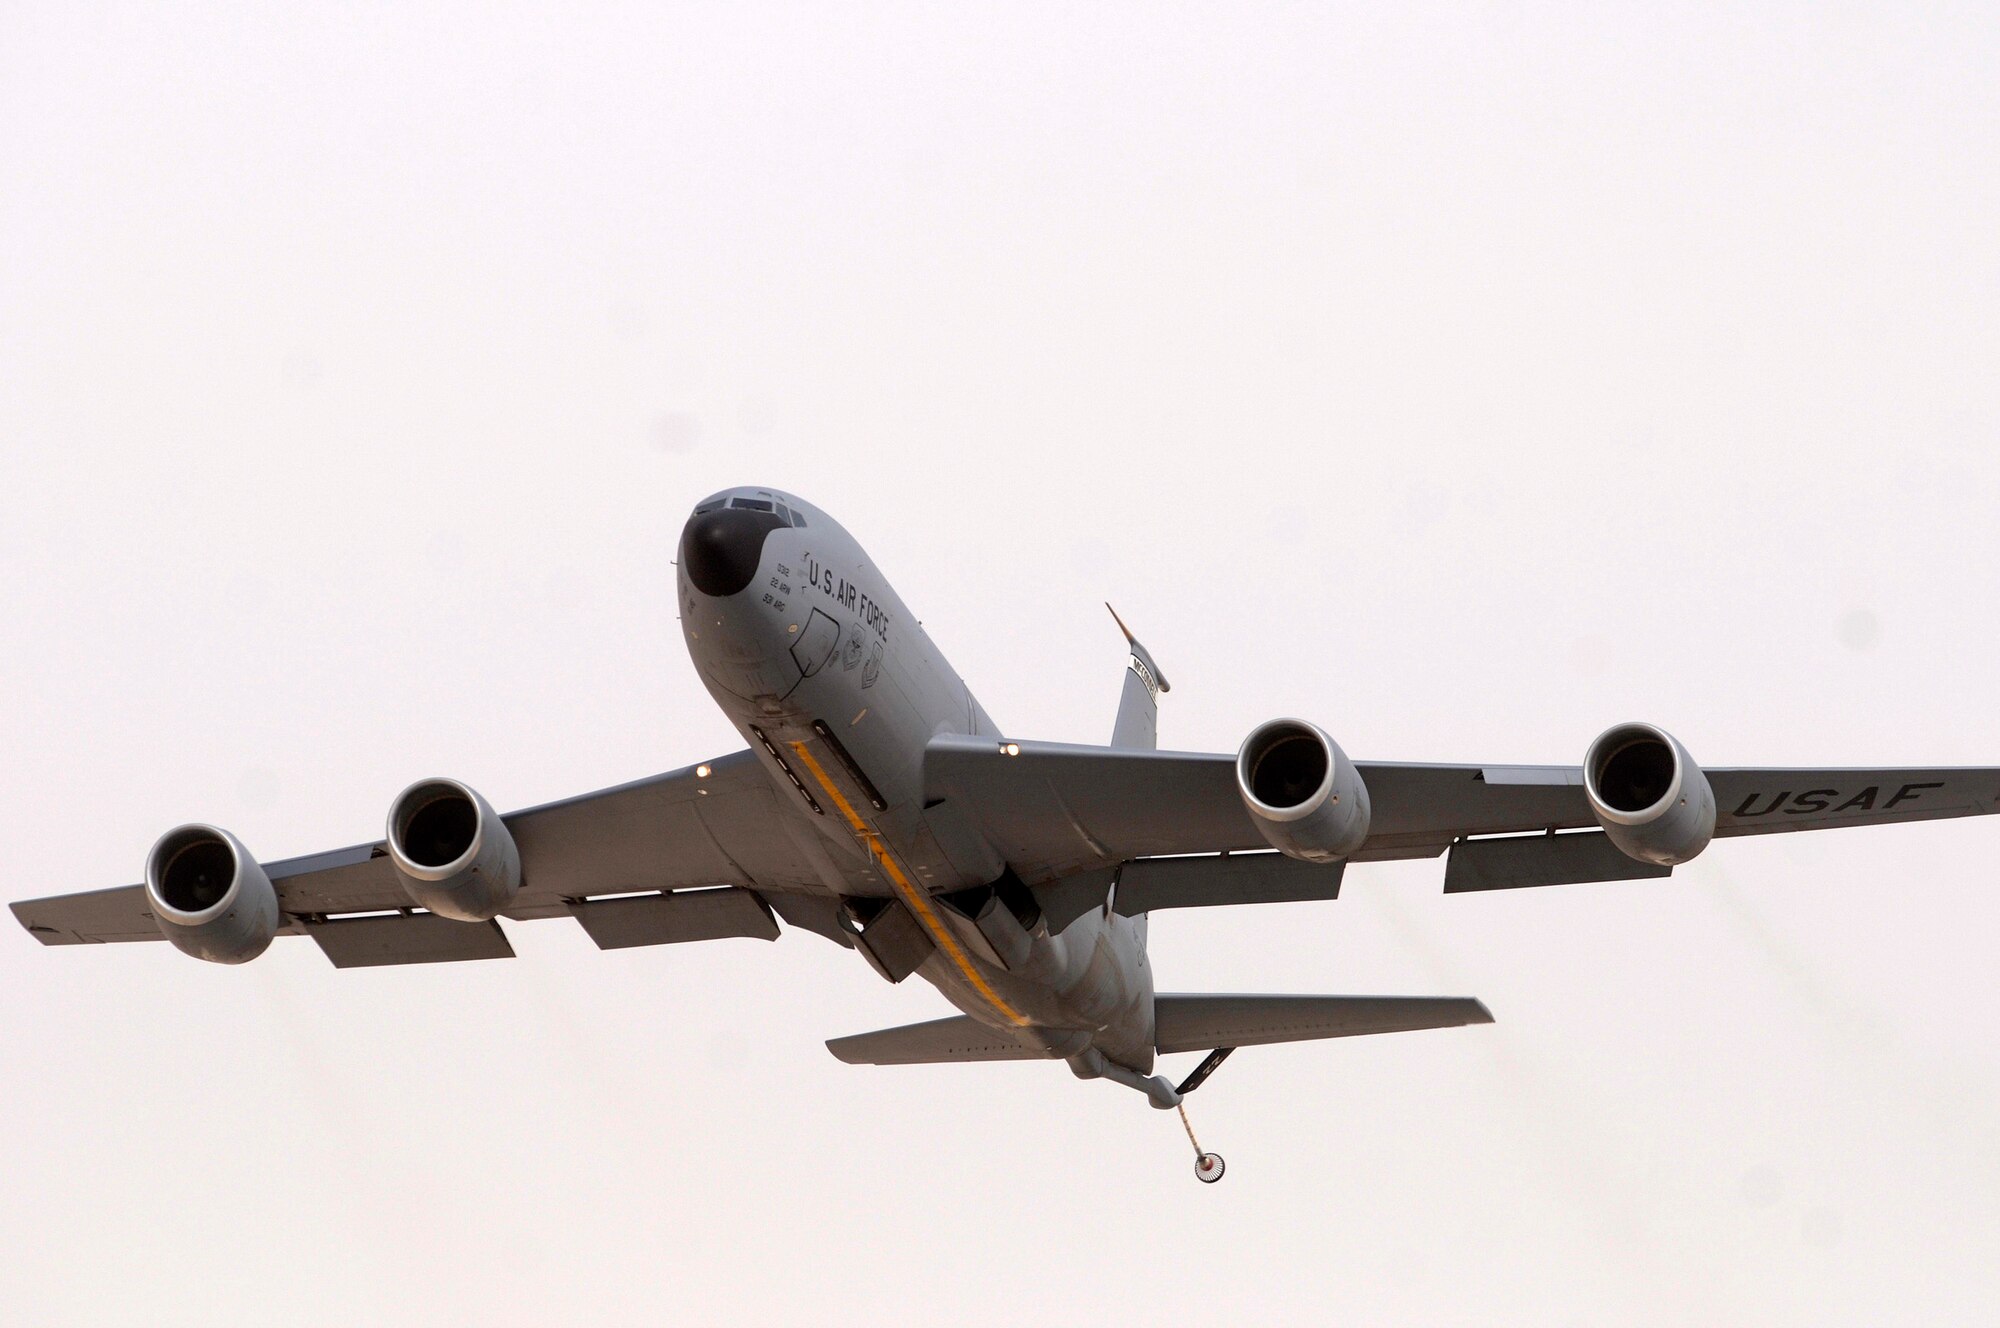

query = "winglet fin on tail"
[[1107, 603, 1168, 750]]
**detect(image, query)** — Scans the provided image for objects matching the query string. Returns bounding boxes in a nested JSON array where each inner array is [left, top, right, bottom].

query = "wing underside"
[[20, 733, 2000, 960], [922, 734, 2000, 896], [10, 749, 850, 962]]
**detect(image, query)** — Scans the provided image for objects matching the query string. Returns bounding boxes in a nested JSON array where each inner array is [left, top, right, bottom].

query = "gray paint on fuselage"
[[678, 487, 1158, 1072]]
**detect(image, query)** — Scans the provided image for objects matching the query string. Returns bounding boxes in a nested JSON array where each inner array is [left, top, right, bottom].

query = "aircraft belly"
[[918, 953, 1080, 1041], [907, 909, 1157, 1070]]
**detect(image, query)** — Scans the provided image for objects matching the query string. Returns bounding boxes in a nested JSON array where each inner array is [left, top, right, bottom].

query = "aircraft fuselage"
[[678, 487, 1159, 1076]]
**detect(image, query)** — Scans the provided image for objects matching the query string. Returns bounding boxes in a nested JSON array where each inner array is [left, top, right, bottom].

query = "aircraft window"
[[731, 498, 775, 512], [790, 511, 806, 527], [693, 502, 722, 514], [775, 504, 793, 523]]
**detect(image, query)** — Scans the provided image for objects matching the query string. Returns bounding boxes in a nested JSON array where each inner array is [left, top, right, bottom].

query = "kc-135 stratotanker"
[[19, 487, 2000, 1181]]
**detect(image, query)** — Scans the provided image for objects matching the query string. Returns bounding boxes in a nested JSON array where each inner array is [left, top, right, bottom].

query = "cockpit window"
[[790, 511, 806, 527], [693, 501, 722, 514], [775, 503, 793, 523], [731, 498, 775, 512]]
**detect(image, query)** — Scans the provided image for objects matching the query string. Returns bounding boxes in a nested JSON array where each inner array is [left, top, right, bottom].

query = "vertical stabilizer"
[[1106, 604, 1170, 750]]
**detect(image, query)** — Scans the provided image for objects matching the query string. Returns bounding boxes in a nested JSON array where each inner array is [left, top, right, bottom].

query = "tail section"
[[825, 994, 1492, 1066], [1106, 604, 1169, 750]]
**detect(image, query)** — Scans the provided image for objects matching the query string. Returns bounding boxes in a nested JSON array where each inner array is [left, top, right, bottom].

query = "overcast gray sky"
[[5, 3, 2000, 1323]]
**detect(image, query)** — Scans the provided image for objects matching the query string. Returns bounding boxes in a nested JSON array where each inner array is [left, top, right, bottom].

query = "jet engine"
[[1235, 718, 1372, 863], [385, 778, 522, 921], [1583, 722, 1716, 866], [144, 824, 280, 963]]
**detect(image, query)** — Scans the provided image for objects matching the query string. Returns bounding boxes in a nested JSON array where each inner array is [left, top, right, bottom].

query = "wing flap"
[[565, 887, 779, 949], [1443, 830, 1672, 893], [1118, 852, 1345, 912], [1153, 994, 1494, 1054], [306, 914, 514, 968], [1034, 854, 1347, 933]]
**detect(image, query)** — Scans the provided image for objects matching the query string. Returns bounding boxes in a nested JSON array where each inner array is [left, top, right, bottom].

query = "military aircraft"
[[17, 487, 2000, 1182]]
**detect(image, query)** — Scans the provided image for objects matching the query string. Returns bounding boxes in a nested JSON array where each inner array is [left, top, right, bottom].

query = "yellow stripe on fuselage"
[[788, 740, 1030, 1028]]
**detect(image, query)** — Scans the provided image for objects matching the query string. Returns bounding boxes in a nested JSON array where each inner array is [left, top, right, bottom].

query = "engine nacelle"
[[385, 778, 522, 921], [1583, 722, 1716, 866], [1235, 718, 1372, 863], [144, 824, 280, 964]]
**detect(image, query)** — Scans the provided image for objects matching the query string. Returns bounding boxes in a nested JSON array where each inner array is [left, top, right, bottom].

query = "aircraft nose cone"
[[680, 506, 788, 597]]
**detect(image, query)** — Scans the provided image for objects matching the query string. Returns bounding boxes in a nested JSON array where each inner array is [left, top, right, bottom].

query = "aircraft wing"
[[11, 749, 844, 958], [922, 735, 2000, 886]]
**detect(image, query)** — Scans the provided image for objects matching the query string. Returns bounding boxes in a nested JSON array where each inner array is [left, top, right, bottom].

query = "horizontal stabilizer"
[[1153, 994, 1492, 1054], [826, 1016, 1049, 1065]]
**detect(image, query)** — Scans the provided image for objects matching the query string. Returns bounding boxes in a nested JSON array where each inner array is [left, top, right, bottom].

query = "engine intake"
[[144, 824, 280, 963], [1235, 719, 1372, 863], [1583, 723, 1716, 866], [386, 778, 522, 921]]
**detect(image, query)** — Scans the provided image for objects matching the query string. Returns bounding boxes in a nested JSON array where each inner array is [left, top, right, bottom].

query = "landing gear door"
[[791, 607, 842, 678]]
